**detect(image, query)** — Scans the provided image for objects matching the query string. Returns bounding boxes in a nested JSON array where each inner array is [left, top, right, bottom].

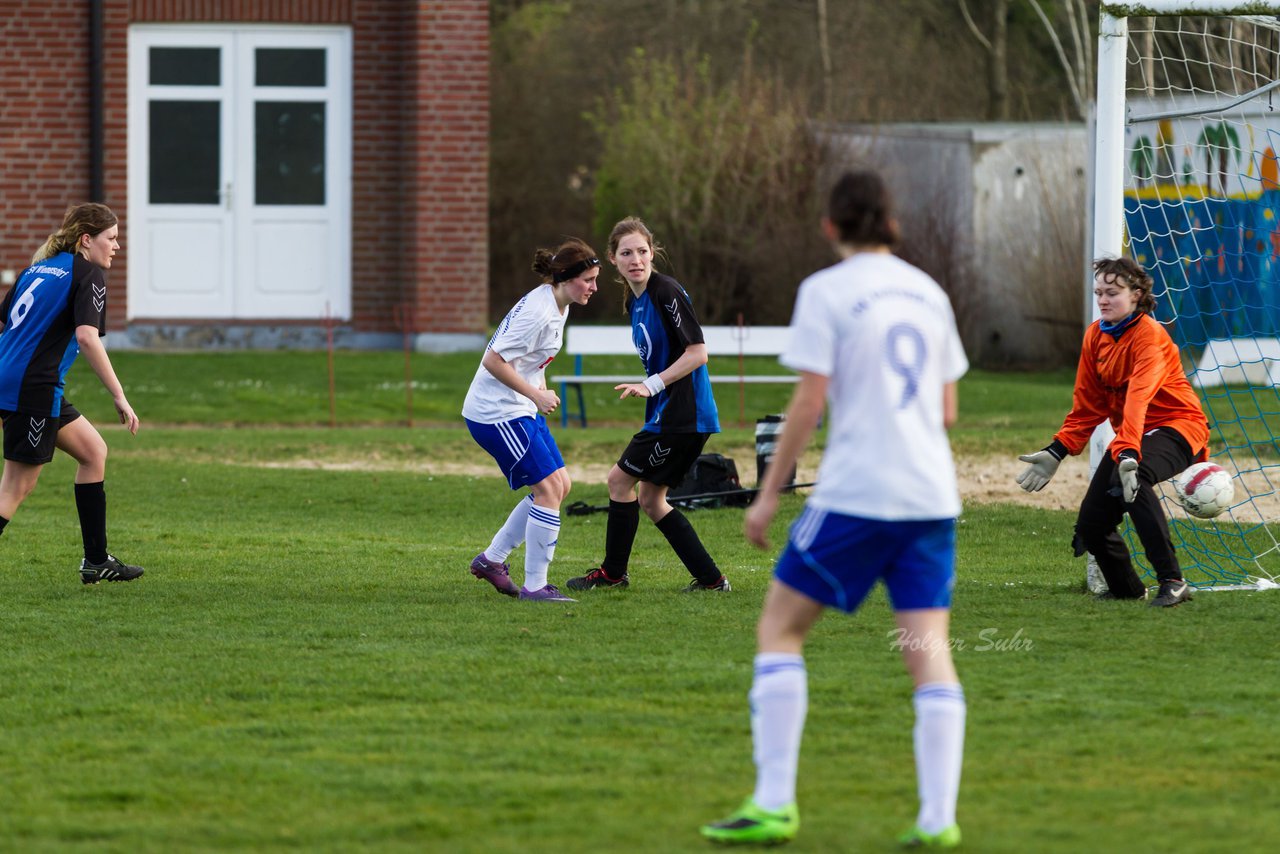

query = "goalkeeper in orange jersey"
[[1015, 257, 1209, 607]]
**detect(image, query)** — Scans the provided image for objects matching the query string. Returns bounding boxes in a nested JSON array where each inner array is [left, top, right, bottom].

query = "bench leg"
[[559, 382, 588, 428], [560, 384, 588, 430]]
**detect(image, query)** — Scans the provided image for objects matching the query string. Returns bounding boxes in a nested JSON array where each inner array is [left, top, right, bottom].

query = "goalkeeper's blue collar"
[[1100, 311, 1140, 340]]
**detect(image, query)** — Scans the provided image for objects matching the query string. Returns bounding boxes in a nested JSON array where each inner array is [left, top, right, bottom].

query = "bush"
[[589, 47, 829, 324]]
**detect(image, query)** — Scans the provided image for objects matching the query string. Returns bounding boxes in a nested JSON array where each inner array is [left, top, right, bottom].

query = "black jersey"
[[0, 252, 106, 416], [627, 272, 720, 434]]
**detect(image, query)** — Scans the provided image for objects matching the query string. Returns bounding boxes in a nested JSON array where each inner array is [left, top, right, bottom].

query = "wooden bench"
[[550, 325, 797, 427]]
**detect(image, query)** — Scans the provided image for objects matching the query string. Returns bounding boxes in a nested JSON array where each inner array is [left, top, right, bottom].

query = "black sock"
[[602, 499, 640, 579], [0, 515, 8, 536], [74, 481, 108, 565], [656, 508, 721, 585]]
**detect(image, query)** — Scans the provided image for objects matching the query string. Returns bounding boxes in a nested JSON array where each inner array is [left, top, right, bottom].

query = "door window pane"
[[255, 102, 326, 205], [149, 101, 220, 204], [255, 48, 326, 87], [149, 47, 220, 85]]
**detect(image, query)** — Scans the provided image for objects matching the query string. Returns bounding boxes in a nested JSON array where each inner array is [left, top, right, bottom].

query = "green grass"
[[82, 351, 804, 429], [2, 354, 1278, 852], [1201, 384, 1280, 462], [81, 351, 1072, 446]]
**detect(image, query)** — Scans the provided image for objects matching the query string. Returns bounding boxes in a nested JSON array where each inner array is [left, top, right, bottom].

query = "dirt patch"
[[254, 457, 618, 482], [252, 450, 1280, 521], [962, 453, 1280, 523], [957, 453, 1091, 511], [252, 451, 1088, 508]]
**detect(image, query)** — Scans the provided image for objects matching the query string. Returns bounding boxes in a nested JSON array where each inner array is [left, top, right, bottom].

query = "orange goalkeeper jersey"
[[1054, 314, 1209, 463]]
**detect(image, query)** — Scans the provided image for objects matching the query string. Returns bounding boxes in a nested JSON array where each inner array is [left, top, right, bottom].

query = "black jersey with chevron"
[[0, 252, 106, 416], [628, 272, 720, 434]]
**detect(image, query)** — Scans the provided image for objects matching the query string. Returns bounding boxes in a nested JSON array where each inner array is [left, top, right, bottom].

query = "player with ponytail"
[[0, 203, 143, 584], [462, 237, 600, 602], [703, 172, 968, 847]]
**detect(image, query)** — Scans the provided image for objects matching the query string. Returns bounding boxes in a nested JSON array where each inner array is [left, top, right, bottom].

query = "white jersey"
[[462, 284, 567, 424], [782, 252, 968, 520]]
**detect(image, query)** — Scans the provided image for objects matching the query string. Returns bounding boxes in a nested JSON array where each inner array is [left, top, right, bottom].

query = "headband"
[[553, 256, 600, 283]]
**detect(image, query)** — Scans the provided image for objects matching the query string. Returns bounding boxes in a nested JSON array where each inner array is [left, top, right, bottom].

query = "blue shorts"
[[773, 507, 956, 613], [465, 414, 565, 489]]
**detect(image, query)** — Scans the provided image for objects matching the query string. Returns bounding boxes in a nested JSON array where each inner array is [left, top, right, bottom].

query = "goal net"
[[1100, 3, 1280, 589]]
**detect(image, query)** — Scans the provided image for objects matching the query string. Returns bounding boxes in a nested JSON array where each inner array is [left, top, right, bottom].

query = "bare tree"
[[817, 0, 833, 117], [958, 0, 1010, 120], [1025, 0, 1093, 120], [588, 49, 827, 324]]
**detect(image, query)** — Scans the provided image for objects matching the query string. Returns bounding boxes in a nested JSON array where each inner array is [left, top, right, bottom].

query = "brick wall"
[[409, 0, 489, 336], [349, 1, 411, 335], [0, 2, 94, 298], [131, 0, 352, 20], [0, 0, 488, 340]]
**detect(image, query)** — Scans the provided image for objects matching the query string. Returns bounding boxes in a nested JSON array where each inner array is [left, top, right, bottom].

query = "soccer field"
[[0, 355, 1276, 852]]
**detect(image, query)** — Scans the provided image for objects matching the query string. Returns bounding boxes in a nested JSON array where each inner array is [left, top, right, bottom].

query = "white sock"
[[485, 494, 532, 563], [522, 504, 560, 590], [750, 652, 807, 811], [913, 682, 966, 833]]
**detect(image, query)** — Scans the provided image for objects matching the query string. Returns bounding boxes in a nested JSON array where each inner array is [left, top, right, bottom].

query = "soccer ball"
[[1172, 462, 1235, 519]]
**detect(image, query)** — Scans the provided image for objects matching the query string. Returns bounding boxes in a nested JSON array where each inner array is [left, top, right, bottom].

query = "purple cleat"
[[518, 584, 577, 602], [470, 553, 518, 597]]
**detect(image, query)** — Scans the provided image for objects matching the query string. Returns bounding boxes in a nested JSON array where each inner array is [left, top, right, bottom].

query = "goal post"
[[1090, 1, 1280, 591]]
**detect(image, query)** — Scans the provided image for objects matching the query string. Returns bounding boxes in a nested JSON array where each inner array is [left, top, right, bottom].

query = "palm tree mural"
[[1130, 135, 1155, 187], [1155, 120, 1175, 185], [1196, 121, 1242, 196]]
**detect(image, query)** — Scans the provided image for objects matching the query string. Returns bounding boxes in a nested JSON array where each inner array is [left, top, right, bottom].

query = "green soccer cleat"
[[700, 798, 799, 845], [897, 823, 961, 849]]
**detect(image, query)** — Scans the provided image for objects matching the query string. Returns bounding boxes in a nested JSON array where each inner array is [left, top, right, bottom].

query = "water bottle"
[[755, 414, 795, 488]]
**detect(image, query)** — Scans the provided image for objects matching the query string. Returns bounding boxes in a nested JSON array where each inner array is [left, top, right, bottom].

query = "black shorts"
[[1, 402, 82, 465], [616, 429, 711, 487]]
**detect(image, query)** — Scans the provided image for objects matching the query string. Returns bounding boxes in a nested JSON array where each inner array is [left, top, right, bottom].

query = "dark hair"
[[607, 216, 667, 313], [827, 171, 899, 248], [32, 202, 118, 264], [531, 237, 599, 284], [1093, 256, 1157, 314]]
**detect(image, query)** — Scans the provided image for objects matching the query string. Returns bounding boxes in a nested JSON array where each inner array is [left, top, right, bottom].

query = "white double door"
[[128, 25, 351, 320]]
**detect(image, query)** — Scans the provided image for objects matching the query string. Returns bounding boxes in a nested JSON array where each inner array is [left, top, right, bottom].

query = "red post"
[[325, 301, 336, 428], [736, 312, 747, 428], [397, 300, 416, 427]]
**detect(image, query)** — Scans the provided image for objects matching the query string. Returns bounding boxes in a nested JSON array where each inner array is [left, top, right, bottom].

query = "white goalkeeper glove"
[[1016, 441, 1067, 492], [1117, 451, 1140, 503]]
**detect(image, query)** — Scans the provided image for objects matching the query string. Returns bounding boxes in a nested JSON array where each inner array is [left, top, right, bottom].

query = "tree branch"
[[958, 0, 992, 52], [1026, 0, 1087, 119]]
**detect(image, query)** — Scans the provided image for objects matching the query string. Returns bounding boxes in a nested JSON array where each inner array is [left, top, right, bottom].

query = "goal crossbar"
[[1103, 2, 1280, 15]]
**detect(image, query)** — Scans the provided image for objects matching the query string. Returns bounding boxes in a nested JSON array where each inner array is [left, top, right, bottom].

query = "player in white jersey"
[[462, 239, 599, 602], [702, 172, 969, 848]]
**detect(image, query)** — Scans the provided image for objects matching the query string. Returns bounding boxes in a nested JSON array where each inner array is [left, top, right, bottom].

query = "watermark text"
[[887, 627, 1034, 657]]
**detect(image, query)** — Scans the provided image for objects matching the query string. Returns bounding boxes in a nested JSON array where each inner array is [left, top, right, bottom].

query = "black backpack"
[[669, 454, 751, 508]]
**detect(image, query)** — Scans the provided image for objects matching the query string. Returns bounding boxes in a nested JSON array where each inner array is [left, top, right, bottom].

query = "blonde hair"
[[32, 203, 118, 264]]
